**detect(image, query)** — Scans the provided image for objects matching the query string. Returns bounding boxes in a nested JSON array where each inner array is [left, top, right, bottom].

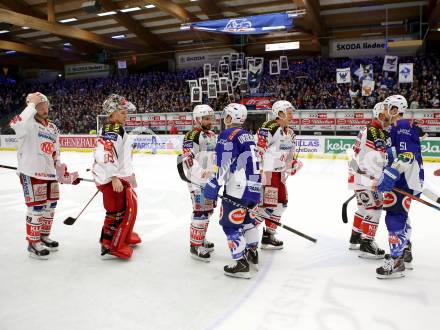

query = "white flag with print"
[[399, 63, 413, 83], [383, 55, 398, 72], [336, 68, 351, 84]]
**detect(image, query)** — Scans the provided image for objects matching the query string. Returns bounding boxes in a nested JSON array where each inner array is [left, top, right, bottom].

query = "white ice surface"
[[0, 151, 439, 330]]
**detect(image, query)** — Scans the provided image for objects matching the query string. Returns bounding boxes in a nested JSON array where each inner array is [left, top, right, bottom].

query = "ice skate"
[[359, 239, 385, 259], [190, 245, 211, 262], [376, 254, 405, 279], [224, 257, 251, 279], [28, 242, 50, 260], [41, 235, 59, 251], [261, 228, 283, 250]]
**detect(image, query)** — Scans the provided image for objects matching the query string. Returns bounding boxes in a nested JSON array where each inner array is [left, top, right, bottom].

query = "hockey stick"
[[0, 164, 94, 182], [63, 190, 100, 225], [177, 155, 317, 243], [392, 187, 440, 212], [341, 194, 356, 224]]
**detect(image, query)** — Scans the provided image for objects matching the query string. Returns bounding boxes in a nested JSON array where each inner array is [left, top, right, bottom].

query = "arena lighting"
[[287, 9, 306, 18], [0, 30, 9, 34], [120, 7, 141, 13], [265, 41, 300, 51], [380, 20, 403, 26], [64, 42, 72, 46], [21, 26, 30, 30], [59, 17, 78, 23], [5, 50, 16, 54], [111, 34, 126, 39], [145, 4, 155, 9], [97, 11, 117, 16]]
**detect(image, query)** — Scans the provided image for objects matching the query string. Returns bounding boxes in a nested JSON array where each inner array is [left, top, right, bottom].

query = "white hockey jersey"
[[182, 128, 216, 190], [10, 104, 60, 180], [92, 123, 135, 186], [255, 120, 296, 172], [348, 120, 388, 190]]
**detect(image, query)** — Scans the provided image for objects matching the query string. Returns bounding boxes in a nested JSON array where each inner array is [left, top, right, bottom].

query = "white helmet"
[[26, 92, 49, 107], [271, 100, 294, 119], [222, 103, 247, 125], [193, 104, 214, 121], [102, 94, 136, 115], [372, 102, 385, 118], [384, 95, 408, 115]]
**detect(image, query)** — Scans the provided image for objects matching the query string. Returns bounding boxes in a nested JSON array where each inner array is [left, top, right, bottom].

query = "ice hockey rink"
[[1, 150, 439, 330]]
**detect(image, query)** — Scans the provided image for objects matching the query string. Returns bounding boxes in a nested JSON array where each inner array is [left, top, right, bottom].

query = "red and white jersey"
[[182, 127, 216, 190], [256, 120, 296, 172], [92, 123, 134, 186], [10, 104, 60, 180], [348, 120, 388, 190]]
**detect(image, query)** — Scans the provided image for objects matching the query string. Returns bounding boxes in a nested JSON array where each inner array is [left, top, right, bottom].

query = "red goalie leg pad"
[[122, 185, 141, 246], [108, 185, 137, 258]]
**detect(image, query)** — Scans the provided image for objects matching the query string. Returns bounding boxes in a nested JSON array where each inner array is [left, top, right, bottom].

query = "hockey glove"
[[286, 159, 303, 176], [203, 178, 220, 201], [56, 163, 80, 185], [377, 167, 400, 192]]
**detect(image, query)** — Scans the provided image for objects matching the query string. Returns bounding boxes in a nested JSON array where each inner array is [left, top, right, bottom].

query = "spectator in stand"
[[1, 53, 439, 134]]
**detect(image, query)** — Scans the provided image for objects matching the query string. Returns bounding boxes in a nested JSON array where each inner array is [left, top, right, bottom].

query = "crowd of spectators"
[[0, 53, 439, 134]]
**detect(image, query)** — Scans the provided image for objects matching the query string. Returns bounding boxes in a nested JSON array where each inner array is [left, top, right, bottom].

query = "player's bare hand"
[[434, 169, 440, 176], [26, 92, 43, 105], [112, 177, 124, 192]]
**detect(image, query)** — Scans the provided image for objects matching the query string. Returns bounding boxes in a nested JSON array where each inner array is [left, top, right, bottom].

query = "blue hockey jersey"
[[387, 119, 424, 193], [213, 127, 261, 204]]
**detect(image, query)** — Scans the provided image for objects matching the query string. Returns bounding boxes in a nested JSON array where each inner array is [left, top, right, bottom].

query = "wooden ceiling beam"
[[0, 8, 145, 51], [142, 0, 197, 22], [0, 39, 64, 57], [100, 0, 169, 51]]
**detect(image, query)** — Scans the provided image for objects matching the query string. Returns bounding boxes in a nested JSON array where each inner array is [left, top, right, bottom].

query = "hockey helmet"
[[102, 94, 136, 115], [222, 103, 247, 125]]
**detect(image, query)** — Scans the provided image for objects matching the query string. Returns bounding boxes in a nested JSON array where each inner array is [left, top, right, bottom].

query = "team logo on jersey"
[[388, 234, 400, 245], [403, 196, 412, 212], [40, 142, 54, 154], [383, 192, 397, 208], [358, 191, 371, 204], [228, 208, 246, 224]]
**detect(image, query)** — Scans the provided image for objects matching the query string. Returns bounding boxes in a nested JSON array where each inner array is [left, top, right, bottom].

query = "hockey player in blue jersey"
[[203, 103, 262, 279], [376, 95, 423, 279]]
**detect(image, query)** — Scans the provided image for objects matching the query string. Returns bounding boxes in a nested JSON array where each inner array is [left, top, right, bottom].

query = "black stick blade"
[[342, 194, 356, 224], [64, 217, 77, 225]]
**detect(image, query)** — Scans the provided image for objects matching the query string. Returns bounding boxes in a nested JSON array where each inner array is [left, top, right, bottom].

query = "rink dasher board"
[[2, 135, 440, 163]]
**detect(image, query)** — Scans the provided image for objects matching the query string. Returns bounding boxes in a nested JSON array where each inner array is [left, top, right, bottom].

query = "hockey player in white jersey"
[[92, 94, 140, 259], [182, 105, 217, 261], [347, 102, 391, 259], [255, 100, 301, 249], [9, 92, 79, 259]]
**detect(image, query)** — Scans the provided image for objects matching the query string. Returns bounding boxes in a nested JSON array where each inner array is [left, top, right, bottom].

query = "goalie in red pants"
[[92, 94, 141, 259]]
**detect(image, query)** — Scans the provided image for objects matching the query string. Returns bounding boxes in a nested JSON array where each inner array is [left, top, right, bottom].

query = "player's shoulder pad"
[[184, 128, 201, 144], [366, 125, 386, 149], [103, 123, 124, 141], [261, 120, 280, 135]]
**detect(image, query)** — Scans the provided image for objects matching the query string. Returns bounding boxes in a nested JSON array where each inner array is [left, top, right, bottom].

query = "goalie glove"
[[56, 162, 80, 185]]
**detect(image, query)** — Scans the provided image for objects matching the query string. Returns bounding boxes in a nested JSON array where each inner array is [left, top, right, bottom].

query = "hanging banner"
[[383, 55, 398, 72], [360, 64, 373, 81], [248, 61, 263, 92], [188, 12, 294, 35], [399, 63, 414, 83], [336, 68, 351, 84]]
